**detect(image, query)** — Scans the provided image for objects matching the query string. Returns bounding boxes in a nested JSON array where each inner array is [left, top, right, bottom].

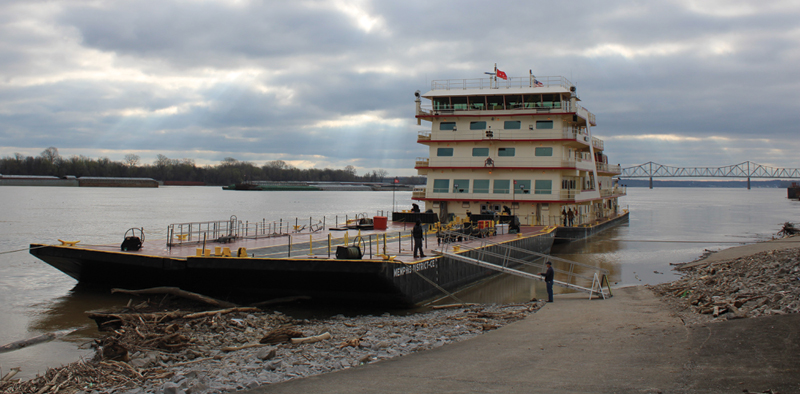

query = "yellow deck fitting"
[[58, 239, 80, 247], [222, 247, 232, 257], [175, 234, 188, 241], [377, 254, 396, 261]]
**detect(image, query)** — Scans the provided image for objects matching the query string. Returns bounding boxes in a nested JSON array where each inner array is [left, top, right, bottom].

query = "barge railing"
[[167, 211, 395, 247]]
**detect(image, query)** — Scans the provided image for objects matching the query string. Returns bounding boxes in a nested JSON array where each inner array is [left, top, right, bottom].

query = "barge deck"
[[30, 217, 558, 306]]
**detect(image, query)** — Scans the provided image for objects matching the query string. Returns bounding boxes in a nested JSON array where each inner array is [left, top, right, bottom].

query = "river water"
[[1, 186, 798, 378]]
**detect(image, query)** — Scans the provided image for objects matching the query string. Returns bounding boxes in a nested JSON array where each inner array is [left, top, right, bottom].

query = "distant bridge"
[[617, 161, 800, 189]]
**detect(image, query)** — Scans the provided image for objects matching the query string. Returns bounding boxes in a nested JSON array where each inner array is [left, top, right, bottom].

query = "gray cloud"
[[1, 0, 799, 175]]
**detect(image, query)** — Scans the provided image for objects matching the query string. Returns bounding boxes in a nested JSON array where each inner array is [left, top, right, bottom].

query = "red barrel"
[[373, 216, 388, 230]]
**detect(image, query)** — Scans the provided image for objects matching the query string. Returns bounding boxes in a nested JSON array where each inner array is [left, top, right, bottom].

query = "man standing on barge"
[[412, 219, 426, 259]]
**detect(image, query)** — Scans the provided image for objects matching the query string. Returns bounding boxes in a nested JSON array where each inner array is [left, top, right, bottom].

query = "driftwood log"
[[431, 303, 478, 309], [111, 287, 238, 308], [221, 343, 269, 352], [260, 327, 304, 344], [291, 332, 332, 345], [183, 307, 259, 319], [1, 367, 21, 382], [0, 328, 81, 354], [249, 295, 311, 308]]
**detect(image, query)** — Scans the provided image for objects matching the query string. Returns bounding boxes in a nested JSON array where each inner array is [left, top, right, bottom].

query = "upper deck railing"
[[430, 76, 574, 91]]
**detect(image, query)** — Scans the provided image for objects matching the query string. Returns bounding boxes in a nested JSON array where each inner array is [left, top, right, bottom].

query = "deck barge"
[[30, 216, 556, 306]]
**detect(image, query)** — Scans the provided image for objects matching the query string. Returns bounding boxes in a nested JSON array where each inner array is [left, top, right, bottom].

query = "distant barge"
[[0, 175, 159, 188], [223, 181, 416, 192]]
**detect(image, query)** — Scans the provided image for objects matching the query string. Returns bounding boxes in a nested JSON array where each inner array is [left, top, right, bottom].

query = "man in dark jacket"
[[540, 261, 554, 302], [412, 219, 425, 258]]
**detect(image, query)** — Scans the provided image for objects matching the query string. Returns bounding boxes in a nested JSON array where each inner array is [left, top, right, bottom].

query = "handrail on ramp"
[[435, 251, 610, 299]]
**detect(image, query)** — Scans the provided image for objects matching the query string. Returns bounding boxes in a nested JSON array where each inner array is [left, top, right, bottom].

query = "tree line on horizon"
[[0, 147, 424, 186]]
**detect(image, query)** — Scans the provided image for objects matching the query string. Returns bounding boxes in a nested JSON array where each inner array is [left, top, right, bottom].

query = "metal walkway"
[[435, 230, 611, 299]]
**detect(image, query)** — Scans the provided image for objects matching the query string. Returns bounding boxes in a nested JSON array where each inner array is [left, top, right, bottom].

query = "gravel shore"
[[650, 242, 800, 325], [1, 301, 543, 394]]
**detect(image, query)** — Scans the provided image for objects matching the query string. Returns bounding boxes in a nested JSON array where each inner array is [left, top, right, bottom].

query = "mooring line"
[[0, 245, 50, 255]]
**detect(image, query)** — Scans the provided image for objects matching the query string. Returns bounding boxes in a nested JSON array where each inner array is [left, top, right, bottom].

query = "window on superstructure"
[[433, 179, 450, 193], [451, 96, 467, 110], [498, 147, 515, 157], [439, 122, 456, 131], [453, 179, 469, 193], [514, 180, 531, 194], [493, 179, 510, 194], [552, 94, 563, 108], [487, 96, 504, 110], [523, 94, 540, 108], [536, 120, 554, 129], [534, 180, 552, 195], [472, 148, 489, 156], [468, 96, 485, 110], [473, 179, 490, 193], [541, 94, 555, 108], [505, 95, 522, 109], [535, 147, 553, 156], [433, 97, 450, 111], [504, 121, 521, 129], [470, 121, 487, 130], [437, 148, 454, 156]]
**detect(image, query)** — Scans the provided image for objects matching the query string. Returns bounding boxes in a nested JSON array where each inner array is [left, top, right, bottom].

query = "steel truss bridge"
[[618, 161, 800, 189]]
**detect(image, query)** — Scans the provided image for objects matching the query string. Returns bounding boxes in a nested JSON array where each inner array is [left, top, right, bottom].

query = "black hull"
[[554, 211, 629, 244], [30, 231, 554, 307]]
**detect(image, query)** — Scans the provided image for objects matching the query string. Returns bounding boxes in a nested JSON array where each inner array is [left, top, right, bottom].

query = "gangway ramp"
[[436, 251, 609, 299], [434, 230, 611, 299]]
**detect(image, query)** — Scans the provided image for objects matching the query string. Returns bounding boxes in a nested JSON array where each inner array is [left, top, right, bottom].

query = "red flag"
[[496, 69, 508, 80], [394, 177, 399, 184]]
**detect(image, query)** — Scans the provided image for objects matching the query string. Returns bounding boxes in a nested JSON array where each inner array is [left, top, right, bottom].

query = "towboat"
[[30, 71, 625, 306]]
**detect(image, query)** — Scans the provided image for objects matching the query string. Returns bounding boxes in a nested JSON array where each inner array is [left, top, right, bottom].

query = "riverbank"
[[242, 236, 800, 394], [3, 236, 799, 393]]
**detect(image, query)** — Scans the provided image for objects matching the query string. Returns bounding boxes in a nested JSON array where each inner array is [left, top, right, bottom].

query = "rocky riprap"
[[650, 246, 800, 324], [1, 301, 542, 394]]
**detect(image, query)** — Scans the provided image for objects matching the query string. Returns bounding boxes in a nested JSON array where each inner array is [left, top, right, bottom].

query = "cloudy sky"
[[1, 0, 799, 176]]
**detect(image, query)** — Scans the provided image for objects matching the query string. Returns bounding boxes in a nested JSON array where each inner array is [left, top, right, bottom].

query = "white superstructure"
[[413, 74, 626, 226]]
